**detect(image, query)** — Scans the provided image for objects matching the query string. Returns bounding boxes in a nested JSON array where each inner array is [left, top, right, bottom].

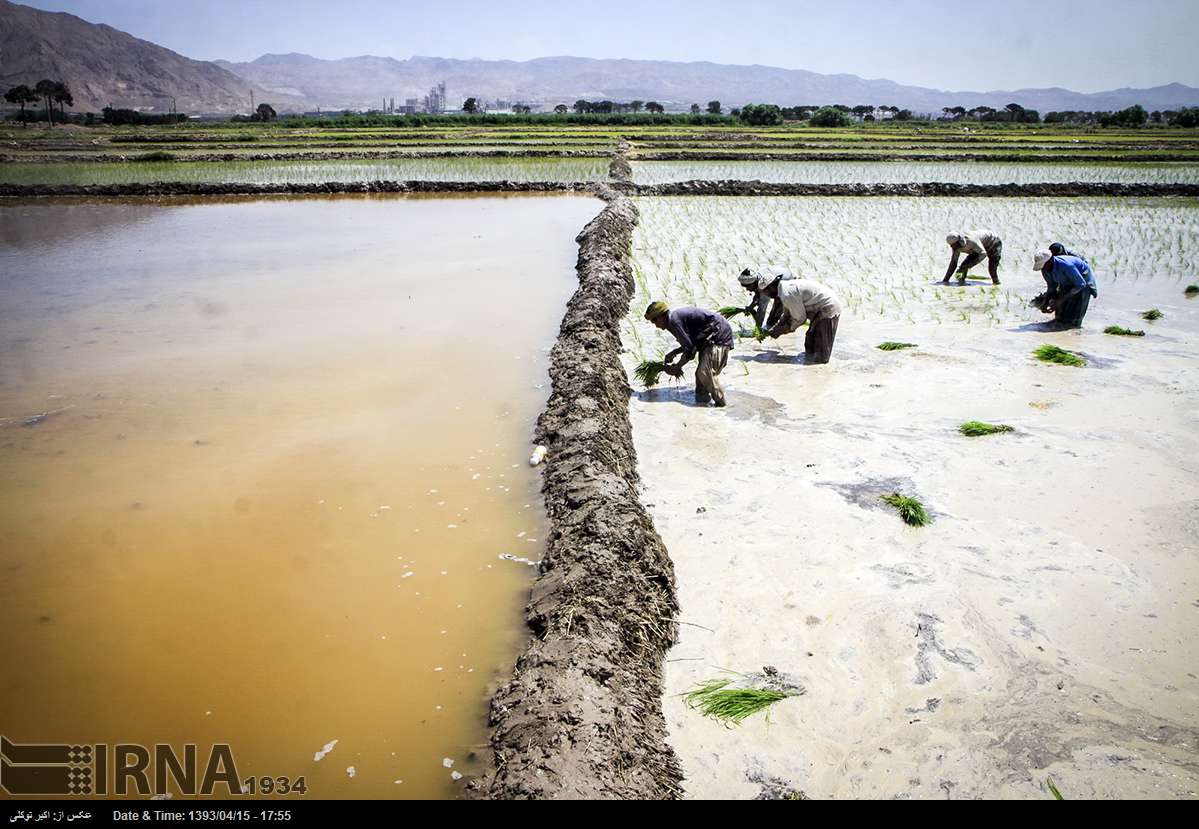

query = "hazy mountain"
[[218, 53, 1199, 114], [0, 0, 290, 114]]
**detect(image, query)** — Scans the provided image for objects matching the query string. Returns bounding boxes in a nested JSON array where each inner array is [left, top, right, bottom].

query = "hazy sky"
[[19, 0, 1199, 92]]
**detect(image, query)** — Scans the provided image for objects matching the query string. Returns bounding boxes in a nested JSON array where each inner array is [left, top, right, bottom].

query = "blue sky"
[[19, 0, 1199, 92]]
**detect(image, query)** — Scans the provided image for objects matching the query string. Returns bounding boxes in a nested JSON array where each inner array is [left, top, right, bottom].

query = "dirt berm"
[[465, 189, 683, 800]]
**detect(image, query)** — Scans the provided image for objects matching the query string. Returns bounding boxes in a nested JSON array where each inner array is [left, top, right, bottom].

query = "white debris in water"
[[401, 571, 414, 579], [346, 766, 356, 778], [446, 524, 457, 529], [428, 489, 438, 495], [451, 771, 463, 781], [379, 505, 391, 510], [499, 553, 540, 566], [313, 739, 338, 762], [440, 570, 448, 576], [471, 473, 481, 480], [529, 445, 548, 466], [394, 780, 403, 785], [434, 667, 444, 672], [517, 532, 526, 538], [205, 710, 212, 716], [442, 758, 454, 768]]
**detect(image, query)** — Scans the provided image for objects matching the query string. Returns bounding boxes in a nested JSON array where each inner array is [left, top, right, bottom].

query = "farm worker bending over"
[[645, 301, 735, 407], [1049, 241, 1085, 260], [738, 266, 794, 329], [1034, 249, 1098, 328], [944, 231, 1003, 285], [758, 273, 844, 364]]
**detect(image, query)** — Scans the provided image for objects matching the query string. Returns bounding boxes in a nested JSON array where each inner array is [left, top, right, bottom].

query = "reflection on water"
[[0, 194, 600, 799]]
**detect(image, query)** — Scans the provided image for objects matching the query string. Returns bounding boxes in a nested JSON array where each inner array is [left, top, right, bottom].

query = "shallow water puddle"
[[0, 193, 600, 798]]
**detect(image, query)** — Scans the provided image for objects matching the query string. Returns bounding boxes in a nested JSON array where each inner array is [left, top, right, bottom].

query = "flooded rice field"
[[630, 160, 1199, 186], [0, 193, 601, 798], [0, 156, 611, 186]]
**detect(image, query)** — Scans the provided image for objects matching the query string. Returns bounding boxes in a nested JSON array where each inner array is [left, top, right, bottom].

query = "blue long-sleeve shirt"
[[1044, 255, 1096, 293]]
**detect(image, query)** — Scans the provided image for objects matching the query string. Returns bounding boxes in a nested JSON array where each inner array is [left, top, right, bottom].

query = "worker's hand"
[[665, 365, 684, 378], [1089, 288, 1098, 299]]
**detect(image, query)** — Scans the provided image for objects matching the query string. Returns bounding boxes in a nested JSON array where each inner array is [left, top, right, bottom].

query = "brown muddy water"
[[0, 193, 600, 799]]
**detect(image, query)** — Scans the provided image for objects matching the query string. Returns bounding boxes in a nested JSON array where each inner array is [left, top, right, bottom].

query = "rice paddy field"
[[622, 193, 1199, 799], [0, 156, 611, 185], [630, 160, 1199, 186]]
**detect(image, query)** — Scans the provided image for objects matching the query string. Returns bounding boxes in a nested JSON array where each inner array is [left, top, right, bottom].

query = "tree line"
[[3, 79, 73, 126]]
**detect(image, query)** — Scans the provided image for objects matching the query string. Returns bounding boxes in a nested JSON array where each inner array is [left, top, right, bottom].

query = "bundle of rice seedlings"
[[959, 421, 1015, 437], [684, 679, 795, 726], [634, 358, 669, 388], [877, 341, 917, 351], [1185, 285, 1199, 297], [752, 324, 769, 342], [1103, 325, 1145, 337], [719, 305, 748, 319], [1141, 308, 1164, 321], [880, 492, 930, 527], [1034, 344, 1085, 367]]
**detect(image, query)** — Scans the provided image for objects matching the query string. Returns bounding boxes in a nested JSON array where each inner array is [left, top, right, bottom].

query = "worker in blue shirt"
[[1033, 249, 1097, 328]]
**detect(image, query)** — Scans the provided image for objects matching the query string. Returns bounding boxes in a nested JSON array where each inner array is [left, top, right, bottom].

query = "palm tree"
[[4, 85, 38, 126]]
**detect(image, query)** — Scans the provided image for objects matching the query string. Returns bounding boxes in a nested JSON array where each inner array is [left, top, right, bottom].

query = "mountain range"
[[2, 0, 1197, 116]]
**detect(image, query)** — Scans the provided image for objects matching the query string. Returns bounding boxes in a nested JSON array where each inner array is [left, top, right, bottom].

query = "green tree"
[[4, 84, 38, 126], [809, 105, 851, 127], [463, 97, 479, 114], [255, 103, 277, 121], [34, 79, 58, 126], [573, 99, 589, 114], [646, 101, 664, 113], [690, 103, 701, 114], [52, 82, 73, 119], [738, 103, 783, 126], [629, 100, 644, 113], [707, 100, 722, 115], [554, 104, 568, 115]]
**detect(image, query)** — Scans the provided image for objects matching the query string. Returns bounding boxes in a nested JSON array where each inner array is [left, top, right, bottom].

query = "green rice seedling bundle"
[[684, 679, 796, 726], [959, 421, 1015, 437], [877, 341, 917, 351], [1034, 344, 1085, 367], [634, 358, 670, 388], [1103, 325, 1145, 337], [1141, 308, 1164, 320], [1185, 284, 1199, 296], [719, 305, 748, 319], [880, 492, 930, 527]]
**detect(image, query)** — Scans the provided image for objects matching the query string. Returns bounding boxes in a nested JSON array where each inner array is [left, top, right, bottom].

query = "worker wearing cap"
[[944, 231, 1002, 284], [644, 301, 734, 407], [1034, 249, 1097, 328], [759, 273, 844, 364], [737, 266, 794, 329]]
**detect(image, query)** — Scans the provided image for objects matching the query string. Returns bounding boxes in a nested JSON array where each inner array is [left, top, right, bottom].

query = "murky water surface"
[[0, 194, 599, 798]]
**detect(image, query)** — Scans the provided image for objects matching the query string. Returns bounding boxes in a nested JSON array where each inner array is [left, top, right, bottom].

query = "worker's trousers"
[[804, 315, 840, 364], [1055, 289, 1091, 328], [695, 344, 729, 406], [959, 243, 1002, 283]]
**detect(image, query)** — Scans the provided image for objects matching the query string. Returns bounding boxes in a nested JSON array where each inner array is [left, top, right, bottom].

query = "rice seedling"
[[880, 492, 931, 527], [1103, 325, 1145, 337], [1046, 777, 1065, 801], [1141, 308, 1164, 320], [683, 679, 796, 726], [1034, 344, 1085, 367], [752, 324, 769, 342], [959, 421, 1015, 437], [719, 305, 748, 319], [877, 341, 917, 351], [1185, 284, 1199, 296], [634, 358, 670, 388]]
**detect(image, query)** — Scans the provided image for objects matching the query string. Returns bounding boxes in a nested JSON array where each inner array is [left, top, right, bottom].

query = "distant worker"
[[758, 273, 844, 364], [1049, 241, 1085, 260], [737, 265, 794, 329], [644, 301, 734, 407], [1033, 249, 1098, 328], [944, 231, 1002, 285]]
